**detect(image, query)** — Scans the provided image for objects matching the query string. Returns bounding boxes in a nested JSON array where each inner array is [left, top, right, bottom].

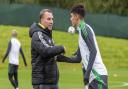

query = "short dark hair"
[[39, 9, 52, 20], [71, 4, 85, 18]]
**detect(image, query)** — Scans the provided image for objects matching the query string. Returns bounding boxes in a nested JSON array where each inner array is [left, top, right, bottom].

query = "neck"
[[12, 36, 16, 38], [79, 19, 85, 29], [76, 19, 81, 26]]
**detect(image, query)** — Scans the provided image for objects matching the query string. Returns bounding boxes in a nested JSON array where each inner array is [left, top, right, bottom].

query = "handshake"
[[62, 46, 66, 54]]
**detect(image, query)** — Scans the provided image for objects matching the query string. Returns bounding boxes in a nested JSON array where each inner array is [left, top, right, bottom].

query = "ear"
[[77, 14, 81, 19], [40, 17, 44, 23], [76, 14, 80, 21]]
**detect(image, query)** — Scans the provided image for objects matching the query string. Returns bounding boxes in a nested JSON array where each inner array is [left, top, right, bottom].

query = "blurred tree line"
[[1, 0, 128, 16], [85, 0, 128, 16]]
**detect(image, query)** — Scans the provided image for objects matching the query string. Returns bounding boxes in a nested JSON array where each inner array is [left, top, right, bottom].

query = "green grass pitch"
[[0, 25, 128, 89]]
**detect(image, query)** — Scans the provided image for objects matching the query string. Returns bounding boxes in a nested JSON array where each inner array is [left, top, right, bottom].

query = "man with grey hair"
[[2, 30, 27, 89], [29, 9, 66, 89]]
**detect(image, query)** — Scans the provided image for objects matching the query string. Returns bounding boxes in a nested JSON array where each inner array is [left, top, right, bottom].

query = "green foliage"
[[85, 0, 128, 16], [1, 0, 127, 16]]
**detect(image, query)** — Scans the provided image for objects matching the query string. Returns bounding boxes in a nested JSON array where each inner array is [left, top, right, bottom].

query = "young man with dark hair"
[[29, 9, 66, 89], [2, 30, 27, 89], [59, 5, 108, 89]]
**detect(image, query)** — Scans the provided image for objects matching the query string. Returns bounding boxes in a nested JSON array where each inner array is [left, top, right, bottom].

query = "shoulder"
[[32, 31, 41, 39], [86, 24, 93, 31], [86, 24, 95, 35], [16, 38, 21, 46], [32, 31, 47, 41]]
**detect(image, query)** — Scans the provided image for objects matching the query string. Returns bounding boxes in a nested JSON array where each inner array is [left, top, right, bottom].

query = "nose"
[[70, 18, 73, 22], [70, 18, 72, 21]]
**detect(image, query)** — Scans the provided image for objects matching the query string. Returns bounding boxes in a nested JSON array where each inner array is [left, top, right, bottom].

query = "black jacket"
[[29, 23, 65, 85]]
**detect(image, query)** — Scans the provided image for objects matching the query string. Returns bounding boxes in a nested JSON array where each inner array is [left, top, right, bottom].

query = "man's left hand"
[[84, 77, 89, 85]]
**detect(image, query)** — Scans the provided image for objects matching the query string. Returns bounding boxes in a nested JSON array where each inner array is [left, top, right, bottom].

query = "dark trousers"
[[33, 84, 58, 89], [8, 64, 18, 89], [87, 75, 108, 89]]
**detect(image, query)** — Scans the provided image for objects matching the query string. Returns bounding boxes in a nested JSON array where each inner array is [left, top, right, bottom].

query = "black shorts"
[[33, 84, 58, 89], [8, 64, 18, 74], [87, 75, 108, 89]]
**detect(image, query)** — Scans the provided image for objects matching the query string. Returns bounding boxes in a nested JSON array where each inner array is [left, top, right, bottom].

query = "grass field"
[[0, 25, 128, 89]]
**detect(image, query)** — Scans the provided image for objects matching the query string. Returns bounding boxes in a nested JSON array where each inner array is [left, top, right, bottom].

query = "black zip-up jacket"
[[29, 23, 65, 85]]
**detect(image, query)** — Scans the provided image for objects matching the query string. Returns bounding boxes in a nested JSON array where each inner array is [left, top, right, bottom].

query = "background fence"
[[0, 4, 128, 38]]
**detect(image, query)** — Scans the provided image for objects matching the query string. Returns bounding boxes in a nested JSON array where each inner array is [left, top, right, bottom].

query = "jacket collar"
[[38, 23, 46, 29], [38, 23, 52, 38]]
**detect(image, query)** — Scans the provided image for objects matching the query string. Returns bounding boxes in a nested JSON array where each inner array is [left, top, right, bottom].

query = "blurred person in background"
[[2, 30, 27, 89]]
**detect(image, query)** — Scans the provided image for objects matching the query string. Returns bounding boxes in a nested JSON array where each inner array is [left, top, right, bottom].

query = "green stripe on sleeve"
[[92, 69, 104, 84]]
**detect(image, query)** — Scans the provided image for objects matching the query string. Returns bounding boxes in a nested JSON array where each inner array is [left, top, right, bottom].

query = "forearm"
[[85, 49, 97, 78], [32, 32, 65, 59], [20, 48, 27, 66], [44, 46, 65, 58], [2, 41, 11, 63], [57, 55, 81, 63]]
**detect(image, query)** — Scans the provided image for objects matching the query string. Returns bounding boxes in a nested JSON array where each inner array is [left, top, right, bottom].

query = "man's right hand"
[[63, 46, 66, 54], [60, 46, 66, 55]]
